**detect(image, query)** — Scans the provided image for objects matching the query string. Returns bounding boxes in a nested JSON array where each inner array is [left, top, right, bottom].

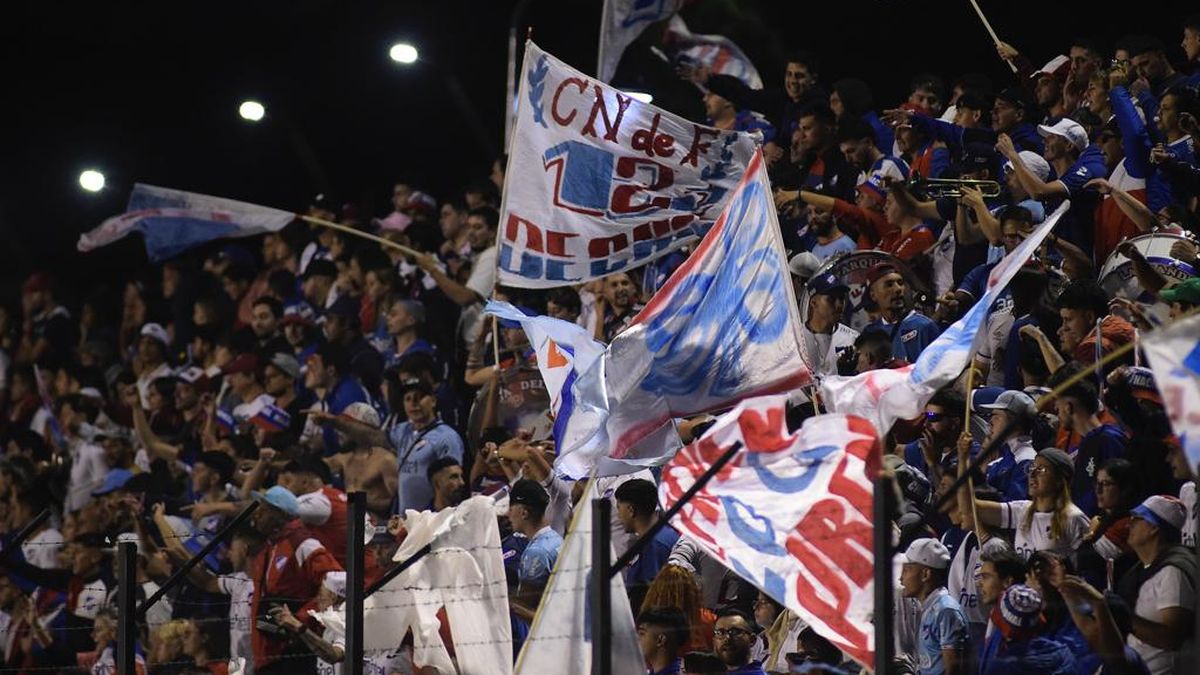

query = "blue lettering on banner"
[[639, 180, 788, 398], [721, 495, 788, 556], [745, 444, 837, 493]]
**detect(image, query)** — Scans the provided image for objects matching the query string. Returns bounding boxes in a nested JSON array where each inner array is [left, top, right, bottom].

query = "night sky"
[[0, 0, 1190, 300]]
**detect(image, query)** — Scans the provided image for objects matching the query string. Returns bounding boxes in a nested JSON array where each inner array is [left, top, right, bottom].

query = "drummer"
[[862, 262, 940, 363], [798, 272, 859, 377]]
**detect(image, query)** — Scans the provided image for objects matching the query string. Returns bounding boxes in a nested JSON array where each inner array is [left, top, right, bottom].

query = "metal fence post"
[[345, 491, 366, 675], [591, 498, 612, 675], [116, 541, 138, 675]]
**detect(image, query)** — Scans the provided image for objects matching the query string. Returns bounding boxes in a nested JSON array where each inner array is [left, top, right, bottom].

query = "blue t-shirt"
[[624, 526, 680, 588], [866, 312, 941, 363], [984, 438, 1035, 502], [810, 235, 857, 261], [1002, 314, 1041, 391], [1070, 425, 1128, 517], [917, 588, 968, 675], [388, 420, 465, 513], [518, 526, 563, 586]]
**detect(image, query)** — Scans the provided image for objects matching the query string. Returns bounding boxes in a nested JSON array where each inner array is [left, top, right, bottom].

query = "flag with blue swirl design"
[[1142, 312, 1200, 470], [821, 200, 1070, 437], [554, 151, 812, 478], [658, 395, 879, 667], [499, 41, 759, 289]]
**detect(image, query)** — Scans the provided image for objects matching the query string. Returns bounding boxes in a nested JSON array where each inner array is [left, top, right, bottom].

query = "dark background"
[[0, 0, 1192, 300]]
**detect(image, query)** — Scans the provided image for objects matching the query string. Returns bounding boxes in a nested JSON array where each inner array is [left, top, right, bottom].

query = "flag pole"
[[873, 470, 895, 674], [299, 215, 423, 259], [591, 497, 613, 675], [966, 0, 1018, 73], [610, 441, 744, 576]]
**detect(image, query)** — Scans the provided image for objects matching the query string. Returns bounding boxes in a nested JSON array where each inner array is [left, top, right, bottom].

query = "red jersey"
[[297, 486, 350, 564]]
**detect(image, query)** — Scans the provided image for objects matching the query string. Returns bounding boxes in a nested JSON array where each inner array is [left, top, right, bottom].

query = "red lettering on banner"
[[789, 563, 871, 662], [789, 499, 873, 587], [545, 230, 576, 257], [552, 77, 588, 126], [504, 213, 543, 252], [630, 113, 676, 158], [735, 406, 793, 453], [827, 456, 872, 523], [681, 126, 719, 167], [581, 86, 632, 143], [611, 157, 673, 214], [588, 233, 629, 259]]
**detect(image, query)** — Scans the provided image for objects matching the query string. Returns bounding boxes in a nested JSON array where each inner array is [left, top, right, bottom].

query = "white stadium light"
[[389, 42, 419, 65], [626, 91, 653, 104], [238, 100, 266, 122], [79, 169, 105, 193]]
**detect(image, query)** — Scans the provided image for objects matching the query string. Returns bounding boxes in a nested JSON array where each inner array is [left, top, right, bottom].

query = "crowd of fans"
[[0, 11, 1199, 675]]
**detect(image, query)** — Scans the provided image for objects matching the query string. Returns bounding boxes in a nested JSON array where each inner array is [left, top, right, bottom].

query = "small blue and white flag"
[[78, 184, 295, 262], [556, 151, 812, 478], [598, 0, 683, 83], [482, 301, 606, 447], [1142, 312, 1200, 470]]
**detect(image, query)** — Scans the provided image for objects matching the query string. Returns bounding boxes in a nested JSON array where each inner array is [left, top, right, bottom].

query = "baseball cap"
[[1131, 495, 1187, 535], [855, 174, 887, 202], [995, 87, 1033, 112], [1159, 277, 1200, 305], [92, 468, 134, 497], [140, 322, 170, 346], [303, 258, 338, 281], [341, 401, 381, 429], [1123, 367, 1163, 405], [281, 302, 317, 327], [405, 191, 438, 216], [1037, 448, 1074, 480], [903, 538, 951, 569], [806, 272, 849, 296], [221, 353, 259, 376], [399, 378, 435, 398], [979, 390, 1037, 419], [508, 479, 549, 511], [1038, 118, 1089, 152], [955, 142, 1001, 176], [865, 262, 900, 288], [173, 366, 209, 389], [252, 485, 301, 517], [1003, 151, 1053, 183], [996, 584, 1044, 636], [1033, 55, 1070, 81], [268, 353, 301, 380], [788, 252, 822, 281]]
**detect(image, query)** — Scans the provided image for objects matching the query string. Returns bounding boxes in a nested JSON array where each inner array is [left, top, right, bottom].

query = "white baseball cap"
[[1037, 118, 1089, 152], [1131, 495, 1187, 534], [903, 537, 951, 569], [341, 402, 381, 429], [140, 322, 170, 346], [1003, 151, 1052, 183]]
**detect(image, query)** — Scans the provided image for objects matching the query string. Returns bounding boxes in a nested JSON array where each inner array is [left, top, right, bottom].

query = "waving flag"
[[483, 300, 606, 446], [663, 16, 763, 89], [822, 201, 1069, 436], [1142, 312, 1200, 469], [598, 0, 682, 83], [659, 396, 878, 666], [555, 151, 811, 478], [514, 479, 644, 674], [501, 41, 760, 288], [78, 184, 295, 262]]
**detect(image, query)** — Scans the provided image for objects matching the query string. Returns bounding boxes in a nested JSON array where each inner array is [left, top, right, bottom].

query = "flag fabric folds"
[[513, 479, 644, 674], [597, 0, 682, 83], [482, 300, 607, 446], [499, 41, 759, 289], [555, 151, 811, 478], [77, 183, 295, 262], [663, 16, 763, 89], [821, 200, 1069, 436], [658, 395, 879, 666], [1142, 312, 1200, 469]]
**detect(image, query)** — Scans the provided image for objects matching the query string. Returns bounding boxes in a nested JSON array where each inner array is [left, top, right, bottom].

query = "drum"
[[1098, 233, 1196, 325], [807, 250, 928, 332]]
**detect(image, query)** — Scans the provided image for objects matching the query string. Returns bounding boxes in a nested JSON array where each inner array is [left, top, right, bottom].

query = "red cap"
[[221, 353, 259, 376], [22, 272, 51, 294], [865, 263, 900, 288]]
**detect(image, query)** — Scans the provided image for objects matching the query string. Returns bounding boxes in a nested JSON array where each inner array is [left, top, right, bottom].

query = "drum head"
[[1098, 233, 1196, 324]]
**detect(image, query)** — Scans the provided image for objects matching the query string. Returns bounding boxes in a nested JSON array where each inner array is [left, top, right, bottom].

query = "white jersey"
[[1128, 564, 1196, 674], [942, 530, 986, 627], [799, 322, 858, 378], [999, 500, 1090, 561]]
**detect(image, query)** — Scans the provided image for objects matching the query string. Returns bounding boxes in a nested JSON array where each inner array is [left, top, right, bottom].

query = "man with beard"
[[806, 206, 856, 260], [976, 391, 1039, 501], [863, 263, 940, 363], [799, 272, 857, 377], [248, 296, 291, 356], [711, 610, 767, 674], [322, 402, 398, 521], [426, 457, 468, 511], [904, 390, 966, 485], [594, 272, 643, 342]]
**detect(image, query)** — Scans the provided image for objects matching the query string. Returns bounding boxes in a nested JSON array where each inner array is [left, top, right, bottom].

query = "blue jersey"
[[916, 588, 968, 675]]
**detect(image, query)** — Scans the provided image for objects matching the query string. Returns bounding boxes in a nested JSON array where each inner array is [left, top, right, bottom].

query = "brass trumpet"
[[903, 173, 1002, 199]]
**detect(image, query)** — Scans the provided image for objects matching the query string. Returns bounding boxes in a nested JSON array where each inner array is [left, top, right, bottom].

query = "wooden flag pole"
[[299, 215, 423, 259], [967, 0, 1018, 73]]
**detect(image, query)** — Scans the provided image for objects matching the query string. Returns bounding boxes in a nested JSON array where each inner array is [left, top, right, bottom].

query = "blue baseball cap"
[[92, 468, 134, 497], [806, 272, 849, 296], [252, 485, 300, 517]]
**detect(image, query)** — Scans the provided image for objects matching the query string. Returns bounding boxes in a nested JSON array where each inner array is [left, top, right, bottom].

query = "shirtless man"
[[319, 402, 398, 520]]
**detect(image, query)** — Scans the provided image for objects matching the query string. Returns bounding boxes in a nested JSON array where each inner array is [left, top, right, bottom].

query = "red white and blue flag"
[[78, 184, 295, 262], [663, 16, 763, 89], [822, 201, 1069, 436], [659, 396, 878, 666], [598, 0, 683, 83], [554, 152, 811, 478]]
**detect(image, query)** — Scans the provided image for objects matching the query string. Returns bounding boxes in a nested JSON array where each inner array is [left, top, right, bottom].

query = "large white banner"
[[499, 41, 759, 289]]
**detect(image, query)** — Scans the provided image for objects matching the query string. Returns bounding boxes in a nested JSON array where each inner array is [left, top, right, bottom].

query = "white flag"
[[598, 0, 682, 83], [514, 480, 644, 674], [663, 16, 763, 89], [1142, 312, 1200, 470]]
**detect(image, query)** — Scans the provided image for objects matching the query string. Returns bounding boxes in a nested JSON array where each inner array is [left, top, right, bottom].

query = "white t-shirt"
[[1129, 564, 1196, 675], [219, 573, 255, 667], [943, 530, 986, 627], [465, 246, 497, 300], [999, 500, 1090, 561], [67, 440, 110, 512], [1181, 482, 1197, 549]]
